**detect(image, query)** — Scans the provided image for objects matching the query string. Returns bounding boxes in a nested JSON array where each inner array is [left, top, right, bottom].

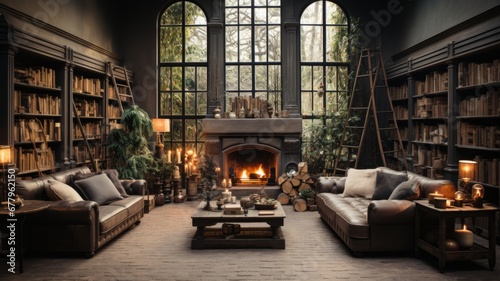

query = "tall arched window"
[[300, 0, 350, 170], [224, 0, 281, 112], [158, 1, 207, 158]]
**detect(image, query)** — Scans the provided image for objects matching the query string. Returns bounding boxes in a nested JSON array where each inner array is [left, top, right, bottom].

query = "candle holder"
[[458, 160, 477, 202], [428, 191, 444, 204], [434, 197, 447, 209], [454, 190, 465, 207]]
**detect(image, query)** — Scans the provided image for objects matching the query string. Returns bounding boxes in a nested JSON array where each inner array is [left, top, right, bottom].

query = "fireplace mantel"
[[202, 118, 303, 179]]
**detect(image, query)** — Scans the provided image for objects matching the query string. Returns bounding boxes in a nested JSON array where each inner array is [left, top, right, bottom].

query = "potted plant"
[[107, 105, 155, 180], [300, 189, 317, 206]]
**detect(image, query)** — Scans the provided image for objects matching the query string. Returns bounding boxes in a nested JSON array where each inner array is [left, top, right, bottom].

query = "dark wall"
[[0, 0, 117, 56], [381, 0, 500, 64]]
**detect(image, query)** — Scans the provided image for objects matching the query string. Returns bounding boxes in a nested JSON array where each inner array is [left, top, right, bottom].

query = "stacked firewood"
[[277, 162, 316, 212]]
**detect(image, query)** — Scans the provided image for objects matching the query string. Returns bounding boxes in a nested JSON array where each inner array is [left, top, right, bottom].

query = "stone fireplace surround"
[[202, 118, 302, 187]]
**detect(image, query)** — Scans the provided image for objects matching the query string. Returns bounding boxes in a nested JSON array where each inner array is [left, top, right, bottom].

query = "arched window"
[[224, 0, 281, 113], [158, 1, 207, 158], [300, 0, 350, 170]]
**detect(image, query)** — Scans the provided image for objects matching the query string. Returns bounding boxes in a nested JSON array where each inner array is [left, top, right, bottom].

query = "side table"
[[414, 200, 498, 272], [0, 200, 51, 274]]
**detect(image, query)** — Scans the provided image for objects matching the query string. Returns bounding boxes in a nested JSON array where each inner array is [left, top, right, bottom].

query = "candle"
[[167, 150, 172, 163], [434, 197, 447, 209], [231, 196, 236, 203], [221, 179, 227, 189], [222, 189, 232, 203], [228, 179, 232, 188], [428, 191, 444, 204], [177, 149, 181, 164], [455, 225, 473, 249]]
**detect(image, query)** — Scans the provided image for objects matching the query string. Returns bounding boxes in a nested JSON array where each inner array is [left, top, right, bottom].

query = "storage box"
[[144, 195, 155, 213]]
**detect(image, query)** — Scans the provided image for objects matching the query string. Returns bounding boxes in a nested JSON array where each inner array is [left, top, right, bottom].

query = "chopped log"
[[289, 178, 301, 188], [278, 174, 288, 185], [298, 162, 308, 174], [301, 173, 311, 183], [281, 180, 294, 194], [297, 182, 311, 192], [293, 197, 307, 212], [289, 189, 298, 197], [277, 193, 290, 205]]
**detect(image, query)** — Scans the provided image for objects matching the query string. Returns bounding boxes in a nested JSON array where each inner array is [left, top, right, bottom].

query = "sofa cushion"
[[46, 179, 84, 202], [74, 173, 124, 205], [389, 178, 421, 200], [342, 168, 377, 199], [316, 176, 346, 194], [98, 205, 129, 234], [73, 172, 97, 200], [372, 170, 408, 200], [102, 169, 129, 198]]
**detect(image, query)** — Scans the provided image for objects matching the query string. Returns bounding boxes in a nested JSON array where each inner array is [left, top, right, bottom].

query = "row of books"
[[107, 85, 129, 101], [472, 156, 500, 187], [414, 71, 448, 95], [15, 146, 55, 173], [14, 66, 58, 88], [108, 105, 122, 119], [14, 119, 61, 142], [414, 97, 447, 118], [413, 124, 448, 144], [73, 76, 103, 96], [73, 122, 102, 139], [458, 90, 500, 117], [14, 91, 61, 115], [74, 99, 102, 118], [393, 105, 409, 120], [73, 144, 106, 163], [389, 83, 408, 100], [457, 122, 500, 148], [458, 59, 500, 87], [412, 144, 447, 172]]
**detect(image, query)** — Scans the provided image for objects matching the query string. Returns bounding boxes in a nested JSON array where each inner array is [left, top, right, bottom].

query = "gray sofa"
[[316, 167, 455, 254], [16, 166, 146, 257]]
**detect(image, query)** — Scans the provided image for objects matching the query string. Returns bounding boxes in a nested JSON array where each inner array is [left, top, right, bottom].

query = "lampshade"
[[0, 145, 12, 164], [152, 118, 170, 133], [458, 160, 476, 181]]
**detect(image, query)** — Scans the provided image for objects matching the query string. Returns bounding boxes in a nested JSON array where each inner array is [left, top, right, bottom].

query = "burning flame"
[[240, 164, 266, 179]]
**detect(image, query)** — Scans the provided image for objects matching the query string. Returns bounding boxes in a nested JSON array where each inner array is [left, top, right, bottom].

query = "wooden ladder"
[[333, 48, 407, 175], [27, 119, 56, 177], [107, 62, 135, 113]]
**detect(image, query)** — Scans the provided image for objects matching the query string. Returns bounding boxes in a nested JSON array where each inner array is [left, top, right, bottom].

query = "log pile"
[[277, 162, 316, 212]]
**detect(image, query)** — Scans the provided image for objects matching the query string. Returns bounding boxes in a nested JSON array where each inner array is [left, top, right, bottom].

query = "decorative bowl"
[[254, 203, 277, 210]]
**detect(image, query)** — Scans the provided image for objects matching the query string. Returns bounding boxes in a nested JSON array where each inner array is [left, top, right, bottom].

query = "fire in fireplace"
[[226, 148, 277, 186]]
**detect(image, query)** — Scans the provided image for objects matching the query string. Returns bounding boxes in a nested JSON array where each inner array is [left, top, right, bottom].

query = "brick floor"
[[2, 200, 499, 280]]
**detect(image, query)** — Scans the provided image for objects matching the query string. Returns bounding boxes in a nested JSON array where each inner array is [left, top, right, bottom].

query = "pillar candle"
[[455, 225, 473, 249], [177, 149, 181, 164], [428, 191, 444, 204], [167, 150, 172, 163]]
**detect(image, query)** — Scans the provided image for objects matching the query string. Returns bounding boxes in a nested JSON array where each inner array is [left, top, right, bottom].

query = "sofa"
[[16, 166, 146, 257], [316, 167, 455, 254]]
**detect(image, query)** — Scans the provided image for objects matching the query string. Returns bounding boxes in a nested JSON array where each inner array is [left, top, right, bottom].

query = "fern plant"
[[107, 105, 155, 179]]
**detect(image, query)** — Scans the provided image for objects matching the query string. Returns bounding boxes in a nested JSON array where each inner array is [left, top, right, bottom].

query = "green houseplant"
[[107, 105, 155, 179]]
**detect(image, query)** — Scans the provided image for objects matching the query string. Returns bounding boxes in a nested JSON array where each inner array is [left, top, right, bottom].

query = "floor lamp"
[[152, 118, 170, 159]]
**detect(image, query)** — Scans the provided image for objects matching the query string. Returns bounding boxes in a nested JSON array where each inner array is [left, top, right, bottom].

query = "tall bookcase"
[[387, 27, 500, 241], [0, 22, 132, 178]]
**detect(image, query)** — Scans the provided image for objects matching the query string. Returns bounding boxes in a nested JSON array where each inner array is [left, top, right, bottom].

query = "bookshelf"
[[0, 23, 132, 178], [13, 61, 63, 176]]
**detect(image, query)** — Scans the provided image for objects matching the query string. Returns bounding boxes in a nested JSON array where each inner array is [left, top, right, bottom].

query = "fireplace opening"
[[226, 148, 278, 186]]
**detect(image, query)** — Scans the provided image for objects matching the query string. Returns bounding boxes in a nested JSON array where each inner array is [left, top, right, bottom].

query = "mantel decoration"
[[197, 154, 222, 210]]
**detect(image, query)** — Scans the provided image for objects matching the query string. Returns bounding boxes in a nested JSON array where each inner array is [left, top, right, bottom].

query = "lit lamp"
[[0, 145, 13, 204], [471, 184, 485, 208], [458, 160, 476, 198], [454, 190, 465, 207], [152, 118, 170, 159]]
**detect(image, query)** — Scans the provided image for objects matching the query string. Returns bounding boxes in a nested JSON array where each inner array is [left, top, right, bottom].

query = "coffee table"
[[191, 201, 286, 249]]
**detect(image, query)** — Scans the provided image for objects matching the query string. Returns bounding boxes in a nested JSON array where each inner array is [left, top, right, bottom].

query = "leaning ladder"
[[107, 62, 135, 114], [333, 48, 407, 175]]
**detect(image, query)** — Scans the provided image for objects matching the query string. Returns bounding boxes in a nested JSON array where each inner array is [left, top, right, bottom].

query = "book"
[[258, 210, 275, 216]]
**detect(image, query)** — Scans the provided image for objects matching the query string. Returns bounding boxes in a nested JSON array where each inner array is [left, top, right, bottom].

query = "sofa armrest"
[[367, 200, 415, 225], [416, 178, 456, 199], [120, 179, 147, 196], [29, 200, 99, 224]]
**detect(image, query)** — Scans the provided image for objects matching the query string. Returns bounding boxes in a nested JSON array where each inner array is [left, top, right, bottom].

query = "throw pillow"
[[72, 172, 98, 200], [342, 168, 378, 199], [331, 177, 346, 194], [46, 179, 84, 202], [74, 173, 124, 205], [315, 177, 338, 194], [103, 169, 129, 197], [372, 170, 408, 200], [389, 178, 421, 200]]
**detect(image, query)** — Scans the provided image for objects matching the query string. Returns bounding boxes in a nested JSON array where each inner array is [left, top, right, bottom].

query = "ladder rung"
[[342, 145, 360, 149], [346, 126, 364, 129], [383, 150, 400, 154], [119, 93, 133, 98], [357, 74, 372, 78], [351, 107, 368, 110], [374, 85, 388, 88], [376, 111, 392, 113], [379, 127, 397, 131], [116, 83, 129, 87]]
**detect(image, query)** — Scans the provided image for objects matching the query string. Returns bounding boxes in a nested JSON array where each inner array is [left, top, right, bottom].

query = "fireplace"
[[202, 118, 302, 186]]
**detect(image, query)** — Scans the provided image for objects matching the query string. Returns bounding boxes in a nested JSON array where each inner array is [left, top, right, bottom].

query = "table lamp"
[[458, 160, 476, 196], [152, 118, 170, 159], [0, 145, 13, 204]]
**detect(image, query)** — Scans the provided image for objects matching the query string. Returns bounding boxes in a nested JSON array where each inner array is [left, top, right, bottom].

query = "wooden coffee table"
[[191, 201, 286, 249]]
